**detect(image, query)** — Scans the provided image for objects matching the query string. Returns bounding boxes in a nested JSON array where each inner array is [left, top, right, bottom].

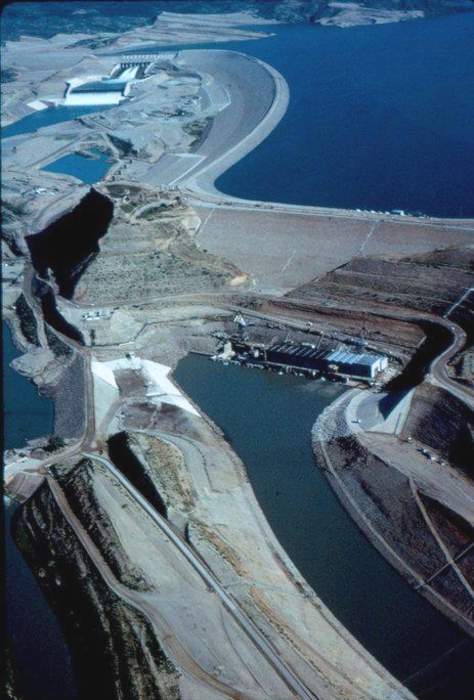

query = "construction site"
[[2, 6, 474, 700]]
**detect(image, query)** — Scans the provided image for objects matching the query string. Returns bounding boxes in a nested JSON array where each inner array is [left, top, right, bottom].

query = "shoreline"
[[312, 393, 474, 641], [3, 16, 473, 699], [182, 50, 290, 197], [175, 51, 473, 228]]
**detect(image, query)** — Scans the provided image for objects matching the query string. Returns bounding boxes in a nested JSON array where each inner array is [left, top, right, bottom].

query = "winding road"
[[80, 451, 318, 700]]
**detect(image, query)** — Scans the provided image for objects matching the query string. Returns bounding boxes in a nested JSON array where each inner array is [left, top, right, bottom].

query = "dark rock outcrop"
[[27, 189, 113, 299], [13, 479, 181, 700]]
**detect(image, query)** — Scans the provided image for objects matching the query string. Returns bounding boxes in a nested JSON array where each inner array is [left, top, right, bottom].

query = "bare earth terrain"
[[3, 6, 473, 700]]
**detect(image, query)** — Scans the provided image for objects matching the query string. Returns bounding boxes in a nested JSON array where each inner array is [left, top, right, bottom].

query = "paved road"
[[83, 452, 318, 700]]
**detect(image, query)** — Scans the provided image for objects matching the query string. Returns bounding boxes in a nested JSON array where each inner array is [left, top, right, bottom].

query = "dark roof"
[[268, 343, 327, 362]]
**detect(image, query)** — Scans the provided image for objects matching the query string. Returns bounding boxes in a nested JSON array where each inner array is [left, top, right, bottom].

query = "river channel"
[[174, 354, 474, 699], [3, 321, 53, 450], [3, 321, 77, 699], [3, 9, 474, 699]]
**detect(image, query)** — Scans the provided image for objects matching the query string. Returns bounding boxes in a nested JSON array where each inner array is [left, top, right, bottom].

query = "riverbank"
[[180, 50, 289, 196], [4, 497, 78, 700], [3, 8, 473, 699], [312, 390, 474, 636], [175, 356, 473, 696]]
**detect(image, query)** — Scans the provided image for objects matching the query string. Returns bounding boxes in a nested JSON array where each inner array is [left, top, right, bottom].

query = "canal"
[[174, 354, 474, 699]]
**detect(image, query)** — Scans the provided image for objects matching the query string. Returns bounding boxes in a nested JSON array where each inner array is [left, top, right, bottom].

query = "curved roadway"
[[81, 452, 317, 700]]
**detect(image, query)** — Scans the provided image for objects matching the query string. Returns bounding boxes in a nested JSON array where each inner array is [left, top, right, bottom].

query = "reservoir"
[[139, 13, 474, 218], [3, 15, 473, 215], [217, 14, 474, 217], [174, 354, 474, 699]]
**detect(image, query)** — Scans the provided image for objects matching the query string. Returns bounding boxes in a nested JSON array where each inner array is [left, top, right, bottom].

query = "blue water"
[[3, 16, 473, 215], [175, 355, 474, 698], [142, 14, 474, 217], [4, 498, 78, 700], [3, 321, 54, 450], [2, 106, 111, 139], [42, 149, 111, 184], [218, 15, 474, 217]]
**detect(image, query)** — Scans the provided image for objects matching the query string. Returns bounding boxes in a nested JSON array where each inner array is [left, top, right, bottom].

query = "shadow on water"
[[4, 499, 78, 700], [174, 354, 474, 699], [3, 323, 77, 698]]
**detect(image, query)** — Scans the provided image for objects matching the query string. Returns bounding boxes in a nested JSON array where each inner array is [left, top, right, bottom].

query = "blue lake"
[[42, 149, 112, 184], [216, 14, 474, 217], [140, 13, 474, 217], [3, 15, 473, 215]]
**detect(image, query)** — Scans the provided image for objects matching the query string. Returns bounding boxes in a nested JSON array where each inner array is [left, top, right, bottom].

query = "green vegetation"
[[183, 117, 211, 140], [136, 203, 175, 220]]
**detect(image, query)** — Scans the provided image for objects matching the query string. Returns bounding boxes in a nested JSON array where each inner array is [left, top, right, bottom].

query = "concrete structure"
[[325, 349, 388, 379], [65, 77, 130, 105], [231, 339, 388, 380]]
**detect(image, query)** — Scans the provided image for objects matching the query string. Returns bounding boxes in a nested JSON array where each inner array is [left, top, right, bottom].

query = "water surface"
[[4, 15, 473, 216], [2, 105, 111, 139], [175, 354, 474, 698], [42, 148, 112, 184], [4, 497, 78, 700], [138, 14, 474, 217], [217, 15, 474, 217], [3, 321, 54, 449]]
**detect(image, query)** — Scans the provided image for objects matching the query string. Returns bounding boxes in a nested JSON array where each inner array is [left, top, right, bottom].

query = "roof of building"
[[325, 350, 383, 366], [269, 343, 327, 362]]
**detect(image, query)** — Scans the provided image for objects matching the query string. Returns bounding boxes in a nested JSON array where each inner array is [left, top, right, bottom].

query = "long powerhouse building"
[[236, 340, 388, 379]]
